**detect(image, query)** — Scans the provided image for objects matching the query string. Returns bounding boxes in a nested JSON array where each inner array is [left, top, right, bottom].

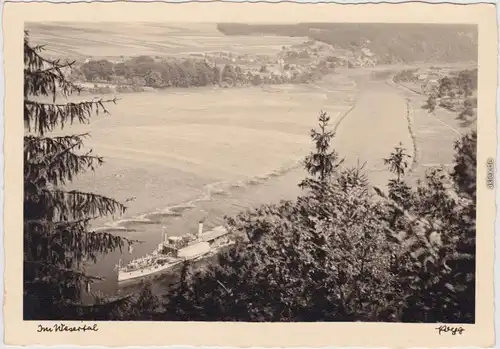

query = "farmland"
[[217, 23, 478, 64], [25, 22, 308, 59], [389, 72, 475, 186], [25, 22, 477, 297]]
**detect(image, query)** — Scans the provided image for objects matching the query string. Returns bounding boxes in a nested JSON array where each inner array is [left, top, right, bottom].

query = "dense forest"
[[71, 54, 333, 93], [217, 23, 478, 64], [24, 32, 477, 322]]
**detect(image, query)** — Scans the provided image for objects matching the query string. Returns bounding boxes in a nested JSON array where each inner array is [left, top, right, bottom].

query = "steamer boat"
[[117, 221, 234, 282]]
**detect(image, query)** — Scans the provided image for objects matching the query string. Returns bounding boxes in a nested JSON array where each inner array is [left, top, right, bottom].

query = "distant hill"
[[216, 23, 477, 65]]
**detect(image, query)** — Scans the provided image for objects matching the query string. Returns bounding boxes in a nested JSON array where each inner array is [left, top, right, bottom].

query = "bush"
[[451, 131, 477, 200], [251, 74, 262, 86], [155, 114, 476, 323]]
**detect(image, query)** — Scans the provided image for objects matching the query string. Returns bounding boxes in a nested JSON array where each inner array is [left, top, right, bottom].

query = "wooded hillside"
[[217, 23, 477, 64]]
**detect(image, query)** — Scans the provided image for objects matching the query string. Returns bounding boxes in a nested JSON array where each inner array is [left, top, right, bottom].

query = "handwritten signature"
[[435, 325, 465, 335], [37, 323, 99, 333]]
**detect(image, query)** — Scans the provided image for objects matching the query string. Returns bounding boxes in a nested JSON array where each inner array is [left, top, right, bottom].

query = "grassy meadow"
[[25, 22, 307, 59], [25, 23, 475, 297]]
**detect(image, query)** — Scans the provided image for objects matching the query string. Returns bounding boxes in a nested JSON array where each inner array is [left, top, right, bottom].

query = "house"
[[361, 47, 374, 57]]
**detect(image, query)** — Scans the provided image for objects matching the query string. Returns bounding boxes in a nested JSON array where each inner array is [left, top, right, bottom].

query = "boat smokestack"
[[162, 226, 168, 244], [198, 220, 204, 238]]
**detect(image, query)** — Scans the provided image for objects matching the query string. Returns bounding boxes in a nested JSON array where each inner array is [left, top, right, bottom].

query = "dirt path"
[[389, 79, 468, 183]]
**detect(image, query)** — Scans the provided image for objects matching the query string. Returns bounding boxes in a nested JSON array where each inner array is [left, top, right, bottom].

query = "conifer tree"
[[451, 130, 477, 201], [23, 31, 140, 320], [383, 143, 413, 229], [300, 111, 343, 194]]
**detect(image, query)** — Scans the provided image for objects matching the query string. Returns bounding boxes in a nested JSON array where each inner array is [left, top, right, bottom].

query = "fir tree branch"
[[24, 66, 82, 100], [25, 144, 103, 187], [24, 218, 143, 246], [25, 216, 96, 227], [24, 98, 117, 135], [24, 218, 143, 266], [24, 260, 104, 282], [25, 62, 76, 75], [25, 134, 103, 186], [25, 133, 90, 146], [25, 99, 118, 109], [24, 35, 76, 71], [28, 189, 127, 221], [24, 133, 90, 162]]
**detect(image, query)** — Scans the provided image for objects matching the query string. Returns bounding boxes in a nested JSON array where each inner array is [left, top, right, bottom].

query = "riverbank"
[[74, 80, 317, 96], [390, 75, 472, 184], [71, 76, 358, 297], [115, 73, 471, 300], [79, 68, 471, 299]]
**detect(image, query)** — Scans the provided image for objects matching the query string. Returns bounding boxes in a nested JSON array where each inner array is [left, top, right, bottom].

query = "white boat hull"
[[118, 249, 215, 283], [118, 260, 183, 282], [118, 228, 236, 283]]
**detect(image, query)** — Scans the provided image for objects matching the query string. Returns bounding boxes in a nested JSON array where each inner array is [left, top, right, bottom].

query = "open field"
[[410, 102, 463, 180], [25, 22, 307, 59], [43, 67, 474, 296], [48, 76, 356, 294], [217, 23, 478, 64], [26, 23, 476, 297], [389, 79, 471, 185]]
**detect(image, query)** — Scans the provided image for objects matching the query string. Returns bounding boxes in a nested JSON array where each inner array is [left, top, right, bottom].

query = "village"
[[67, 38, 381, 93], [393, 65, 478, 123]]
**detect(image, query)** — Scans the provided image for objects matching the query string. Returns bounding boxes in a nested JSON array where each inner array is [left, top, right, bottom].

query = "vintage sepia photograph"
[[3, 1, 497, 347], [23, 20, 479, 322]]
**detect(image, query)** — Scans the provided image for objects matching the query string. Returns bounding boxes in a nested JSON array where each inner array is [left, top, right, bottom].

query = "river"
[[51, 69, 465, 297]]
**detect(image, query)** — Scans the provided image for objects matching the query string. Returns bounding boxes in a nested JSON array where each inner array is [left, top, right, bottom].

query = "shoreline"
[[89, 108, 353, 236], [85, 72, 470, 299], [72, 61, 475, 97], [74, 78, 335, 96]]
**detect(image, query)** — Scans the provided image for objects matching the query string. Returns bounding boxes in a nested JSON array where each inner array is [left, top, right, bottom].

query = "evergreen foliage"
[[217, 23, 478, 64], [302, 111, 343, 183], [452, 130, 477, 201], [23, 31, 142, 320], [24, 35, 477, 322], [157, 112, 476, 323]]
